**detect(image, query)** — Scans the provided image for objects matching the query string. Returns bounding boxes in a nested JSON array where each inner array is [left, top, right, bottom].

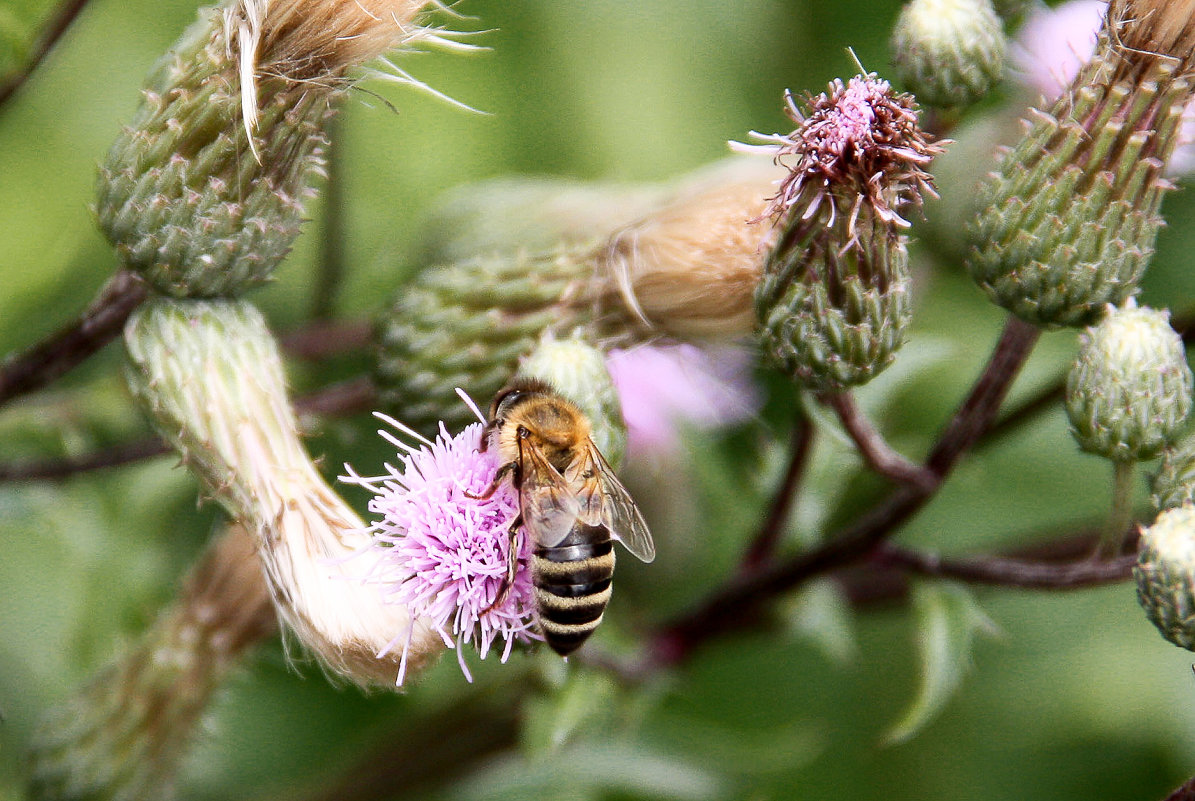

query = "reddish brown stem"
[[0, 271, 147, 407], [872, 543, 1136, 589], [820, 391, 934, 489], [739, 413, 814, 571], [0, 0, 92, 108]]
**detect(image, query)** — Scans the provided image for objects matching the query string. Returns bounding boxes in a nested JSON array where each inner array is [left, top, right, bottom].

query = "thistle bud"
[[374, 247, 597, 436], [516, 337, 627, 469], [27, 525, 273, 801], [1065, 303, 1192, 461], [98, 0, 438, 298], [748, 76, 944, 391], [1135, 504, 1195, 651], [891, 0, 1007, 109], [967, 0, 1195, 327], [125, 297, 441, 686], [1152, 431, 1195, 512]]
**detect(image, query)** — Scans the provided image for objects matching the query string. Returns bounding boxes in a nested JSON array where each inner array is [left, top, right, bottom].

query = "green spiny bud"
[[1065, 303, 1192, 461], [1152, 430, 1195, 512], [1135, 504, 1195, 651], [966, 0, 1195, 327], [891, 0, 1007, 109], [374, 247, 600, 436], [124, 296, 441, 687], [516, 336, 627, 469], [98, 0, 440, 298], [750, 76, 943, 391], [26, 525, 273, 801]]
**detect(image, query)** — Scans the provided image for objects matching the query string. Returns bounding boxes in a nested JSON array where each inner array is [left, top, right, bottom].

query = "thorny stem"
[[649, 315, 1040, 666], [0, 270, 147, 408], [1101, 460, 1137, 558], [0, 0, 92, 109], [873, 543, 1136, 589], [740, 413, 814, 571], [820, 391, 935, 489]]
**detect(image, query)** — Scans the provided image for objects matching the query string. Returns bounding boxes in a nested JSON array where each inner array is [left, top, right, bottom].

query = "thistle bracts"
[[751, 76, 943, 391], [374, 247, 598, 436], [125, 297, 441, 686], [967, 0, 1195, 328], [27, 525, 274, 801], [97, 0, 437, 298], [1136, 504, 1195, 651], [1154, 432, 1195, 512], [1065, 303, 1192, 462], [517, 337, 628, 469], [891, 0, 1007, 109]]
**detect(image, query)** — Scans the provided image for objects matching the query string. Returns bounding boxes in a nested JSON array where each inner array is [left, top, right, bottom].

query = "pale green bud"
[[1066, 303, 1192, 461], [891, 0, 1006, 109], [1136, 504, 1195, 651], [1152, 431, 1195, 512], [516, 337, 627, 470], [124, 296, 441, 687]]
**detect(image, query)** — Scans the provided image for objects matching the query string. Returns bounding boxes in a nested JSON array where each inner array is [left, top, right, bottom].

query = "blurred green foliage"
[[3, 0, 1195, 800]]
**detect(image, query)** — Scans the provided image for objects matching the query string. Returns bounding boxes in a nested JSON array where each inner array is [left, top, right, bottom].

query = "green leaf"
[[883, 581, 999, 745], [781, 578, 857, 665], [521, 669, 618, 758]]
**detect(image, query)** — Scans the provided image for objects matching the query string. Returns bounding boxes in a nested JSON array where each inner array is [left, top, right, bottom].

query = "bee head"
[[490, 377, 556, 420]]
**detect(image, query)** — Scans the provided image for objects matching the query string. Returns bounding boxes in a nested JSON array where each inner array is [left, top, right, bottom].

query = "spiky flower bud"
[[746, 76, 944, 391], [967, 0, 1195, 327], [1136, 504, 1195, 651], [376, 159, 782, 436], [374, 247, 598, 436], [98, 0, 437, 298], [1152, 431, 1195, 512], [891, 0, 1007, 109], [516, 337, 628, 469], [125, 297, 441, 686], [1066, 303, 1192, 461], [27, 525, 273, 801]]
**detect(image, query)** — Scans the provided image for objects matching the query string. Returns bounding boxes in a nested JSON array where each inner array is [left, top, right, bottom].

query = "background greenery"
[[3, 0, 1195, 799]]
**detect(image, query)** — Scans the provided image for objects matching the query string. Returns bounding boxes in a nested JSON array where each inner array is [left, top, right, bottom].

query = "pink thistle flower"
[[732, 74, 945, 233], [341, 413, 537, 685], [606, 343, 760, 457]]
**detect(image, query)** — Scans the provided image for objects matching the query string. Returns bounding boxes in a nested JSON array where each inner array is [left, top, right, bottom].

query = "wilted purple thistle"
[[341, 414, 537, 685], [734, 73, 944, 232]]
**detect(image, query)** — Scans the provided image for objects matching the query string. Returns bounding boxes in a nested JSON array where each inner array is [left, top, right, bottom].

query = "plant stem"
[[820, 390, 934, 488], [739, 412, 814, 570], [1101, 459, 1137, 558], [0, 0, 92, 109], [311, 115, 346, 320], [873, 543, 1136, 589], [0, 270, 147, 408]]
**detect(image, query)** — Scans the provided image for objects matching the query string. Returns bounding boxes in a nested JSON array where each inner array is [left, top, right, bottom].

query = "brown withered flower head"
[[740, 73, 945, 235]]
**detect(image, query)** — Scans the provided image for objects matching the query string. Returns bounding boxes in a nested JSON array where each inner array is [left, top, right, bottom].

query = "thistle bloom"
[[606, 343, 760, 457], [741, 75, 943, 391], [342, 415, 538, 685]]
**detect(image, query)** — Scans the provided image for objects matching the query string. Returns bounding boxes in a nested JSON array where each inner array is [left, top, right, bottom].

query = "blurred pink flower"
[[1011, 0, 1195, 174], [606, 343, 760, 457], [341, 416, 536, 685]]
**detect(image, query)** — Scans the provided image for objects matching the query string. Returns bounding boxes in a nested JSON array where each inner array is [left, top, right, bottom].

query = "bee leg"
[[482, 515, 522, 614], [465, 460, 518, 501]]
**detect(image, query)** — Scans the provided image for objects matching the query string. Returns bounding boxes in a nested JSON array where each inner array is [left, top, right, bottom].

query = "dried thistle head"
[[743, 74, 945, 232]]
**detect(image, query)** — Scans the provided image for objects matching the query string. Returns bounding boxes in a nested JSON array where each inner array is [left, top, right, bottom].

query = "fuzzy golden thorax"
[[491, 380, 592, 477]]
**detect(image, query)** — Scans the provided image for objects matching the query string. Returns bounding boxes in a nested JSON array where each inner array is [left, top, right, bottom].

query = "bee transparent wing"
[[574, 444, 655, 563], [520, 443, 581, 549]]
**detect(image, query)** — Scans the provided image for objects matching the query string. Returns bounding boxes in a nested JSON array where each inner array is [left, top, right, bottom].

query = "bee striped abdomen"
[[532, 523, 616, 656]]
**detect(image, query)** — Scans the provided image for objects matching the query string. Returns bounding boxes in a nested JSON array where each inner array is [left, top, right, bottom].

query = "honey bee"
[[469, 377, 655, 656]]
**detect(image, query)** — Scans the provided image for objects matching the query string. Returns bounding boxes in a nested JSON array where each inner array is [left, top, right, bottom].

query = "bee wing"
[[519, 442, 581, 549], [572, 444, 656, 564]]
